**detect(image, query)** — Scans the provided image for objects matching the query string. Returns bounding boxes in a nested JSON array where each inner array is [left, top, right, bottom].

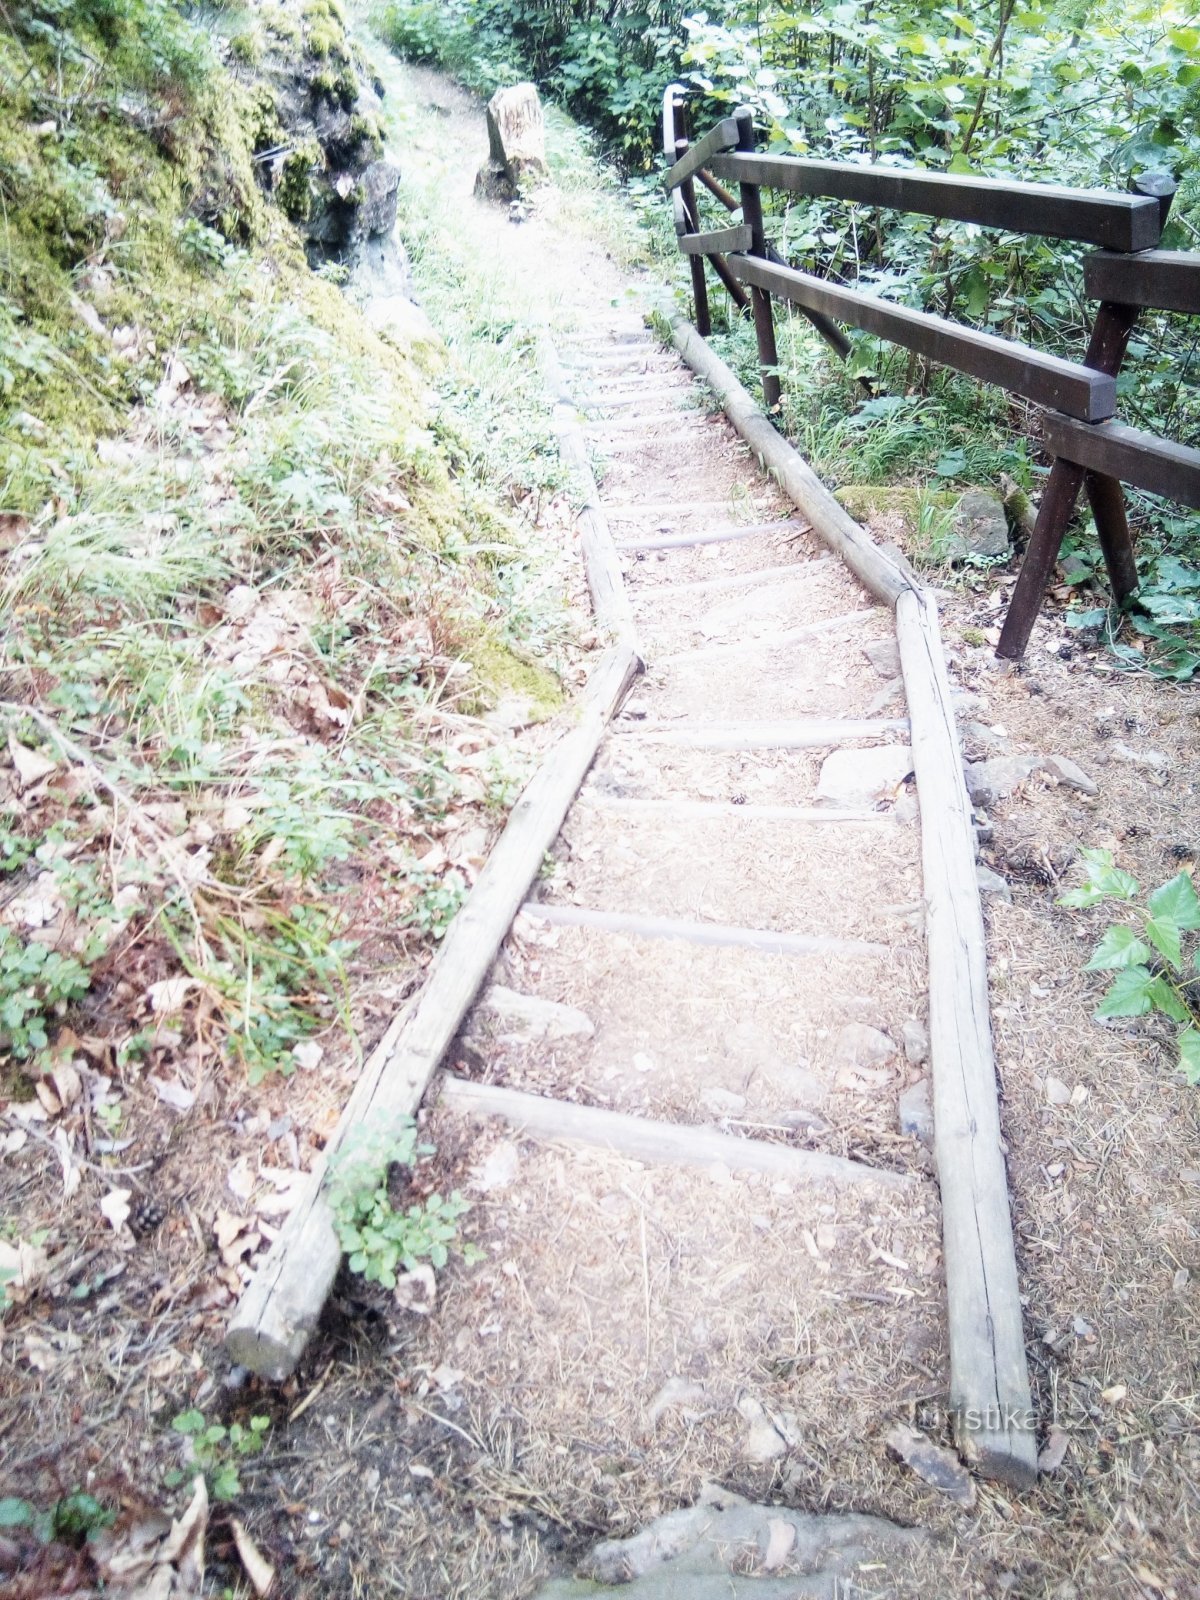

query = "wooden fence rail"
[[660, 83, 1196, 656]]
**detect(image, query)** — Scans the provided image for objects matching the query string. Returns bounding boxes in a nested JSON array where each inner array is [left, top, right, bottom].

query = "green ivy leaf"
[[1148, 872, 1200, 931], [1084, 926, 1154, 971], [1095, 966, 1157, 1018], [1180, 1029, 1200, 1084]]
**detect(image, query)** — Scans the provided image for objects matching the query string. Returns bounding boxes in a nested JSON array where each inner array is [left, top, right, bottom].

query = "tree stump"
[[474, 82, 548, 201]]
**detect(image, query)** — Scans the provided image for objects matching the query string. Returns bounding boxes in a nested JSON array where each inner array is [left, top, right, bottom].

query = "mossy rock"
[[466, 638, 564, 721]]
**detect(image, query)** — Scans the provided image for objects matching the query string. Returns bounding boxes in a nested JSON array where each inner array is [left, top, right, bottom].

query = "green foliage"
[[1059, 850, 1200, 1080], [167, 1410, 270, 1502], [0, 1491, 114, 1545], [0, 931, 91, 1060], [327, 1118, 475, 1289]]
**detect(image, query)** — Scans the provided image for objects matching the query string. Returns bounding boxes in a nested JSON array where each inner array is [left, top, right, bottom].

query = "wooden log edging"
[[667, 316, 916, 607], [539, 331, 639, 650], [666, 315, 1037, 1488], [224, 336, 641, 1379], [440, 1076, 914, 1191]]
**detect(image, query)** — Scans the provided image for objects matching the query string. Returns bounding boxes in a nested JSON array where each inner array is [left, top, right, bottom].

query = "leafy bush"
[[1059, 849, 1200, 1081]]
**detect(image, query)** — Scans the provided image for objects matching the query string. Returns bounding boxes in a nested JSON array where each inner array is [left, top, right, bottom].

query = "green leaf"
[[172, 1410, 206, 1435], [1148, 977, 1192, 1024], [1095, 966, 1157, 1018], [1085, 926, 1153, 971], [1148, 873, 1200, 931], [1180, 1029, 1200, 1084], [1144, 916, 1183, 972], [0, 1499, 34, 1530]]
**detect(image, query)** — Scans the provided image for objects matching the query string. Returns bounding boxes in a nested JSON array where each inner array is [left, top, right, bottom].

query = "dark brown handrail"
[[660, 84, 1197, 659]]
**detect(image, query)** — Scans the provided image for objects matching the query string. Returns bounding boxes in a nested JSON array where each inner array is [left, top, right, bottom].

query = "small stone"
[[862, 638, 901, 678], [1043, 754, 1099, 796], [1110, 742, 1169, 773], [901, 1020, 929, 1065], [964, 754, 1043, 807], [976, 865, 1012, 903], [815, 745, 913, 807], [898, 1079, 933, 1146], [835, 1023, 895, 1069], [700, 1087, 745, 1116], [477, 985, 594, 1043], [1043, 1076, 1072, 1106]]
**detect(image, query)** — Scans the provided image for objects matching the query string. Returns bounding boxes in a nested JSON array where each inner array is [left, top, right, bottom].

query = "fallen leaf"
[[8, 733, 56, 790], [255, 1171, 308, 1217], [230, 1517, 275, 1596], [151, 1076, 196, 1113], [226, 1157, 255, 1202], [647, 1375, 707, 1428], [471, 1140, 519, 1193], [1037, 1427, 1070, 1473], [430, 1364, 463, 1392], [158, 1474, 207, 1589], [50, 1059, 83, 1109], [737, 1396, 788, 1463], [886, 1423, 976, 1508], [1101, 1384, 1127, 1405], [146, 976, 198, 1014], [0, 1236, 48, 1302], [101, 1188, 132, 1232], [1043, 1076, 1072, 1106], [24, 1327, 81, 1372], [56, 1125, 82, 1198], [291, 1040, 323, 1072], [394, 1264, 436, 1315], [760, 1517, 796, 1573], [214, 1208, 259, 1266]]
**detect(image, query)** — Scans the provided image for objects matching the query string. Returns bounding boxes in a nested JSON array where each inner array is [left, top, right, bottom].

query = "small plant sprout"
[[1058, 849, 1200, 1081], [326, 1117, 477, 1290], [167, 1410, 271, 1502]]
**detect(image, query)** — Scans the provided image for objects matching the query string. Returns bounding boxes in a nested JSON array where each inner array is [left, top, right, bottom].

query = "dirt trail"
[[308, 49, 983, 1599]]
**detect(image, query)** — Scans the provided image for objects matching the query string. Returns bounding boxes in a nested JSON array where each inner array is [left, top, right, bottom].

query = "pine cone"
[[129, 1195, 168, 1239]]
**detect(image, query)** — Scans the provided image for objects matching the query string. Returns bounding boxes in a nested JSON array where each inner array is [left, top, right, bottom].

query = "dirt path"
[[287, 48, 978, 1597], [226, 45, 1200, 1600]]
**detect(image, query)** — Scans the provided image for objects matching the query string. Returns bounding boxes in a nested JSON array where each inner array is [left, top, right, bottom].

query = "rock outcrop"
[[225, 0, 404, 273]]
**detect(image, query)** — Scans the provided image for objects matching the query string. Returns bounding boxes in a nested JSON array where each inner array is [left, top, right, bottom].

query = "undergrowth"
[[0, 0, 572, 1092]]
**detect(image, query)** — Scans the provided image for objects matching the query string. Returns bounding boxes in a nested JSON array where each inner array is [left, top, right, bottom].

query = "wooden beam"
[[663, 116, 741, 191], [578, 794, 897, 824], [439, 1076, 914, 1192], [706, 152, 1162, 251], [225, 643, 638, 1378], [667, 316, 917, 606], [615, 519, 802, 552], [678, 222, 753, 256], [656, 607, 875, 665], [540, 334, 639, 647], [521, 901, 889, 958], [616, 716, 909, 749], [729, 255, 1115, 421], [895, 589, 1037, 1489], [1084, 249, 1200, 314], [1040, 411, 1200, 509]]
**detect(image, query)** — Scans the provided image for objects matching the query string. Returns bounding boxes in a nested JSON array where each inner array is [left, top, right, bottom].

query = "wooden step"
[[440, 1076, 914, 1191], [521, 902, 890, 958], [614, 717, 909, 749], [616, 520, 802, 552]]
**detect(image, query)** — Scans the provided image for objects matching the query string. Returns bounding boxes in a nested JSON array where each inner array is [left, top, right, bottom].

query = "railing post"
[[998, 172, 1176, 660], [676, 98, 712, 337], [733, 107, 781, 410]]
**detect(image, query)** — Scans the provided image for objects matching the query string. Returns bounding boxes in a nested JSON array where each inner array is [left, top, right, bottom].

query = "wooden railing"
[[661, 85, 1200, 657]]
